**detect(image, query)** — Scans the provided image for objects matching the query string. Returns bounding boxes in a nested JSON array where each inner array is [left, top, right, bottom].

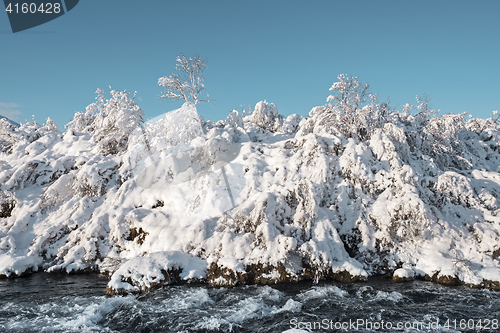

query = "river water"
[[0, 273, 499, 332]]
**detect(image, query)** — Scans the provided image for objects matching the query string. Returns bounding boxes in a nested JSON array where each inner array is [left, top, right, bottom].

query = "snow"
[[393, 268, 415, 279], [108, 251, 207, 293], [2, 83, 500, 292]]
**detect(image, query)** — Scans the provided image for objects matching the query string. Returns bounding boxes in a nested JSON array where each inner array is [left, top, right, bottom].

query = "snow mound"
[[392, 268, 415, 282], [107, 251, 207, 294]]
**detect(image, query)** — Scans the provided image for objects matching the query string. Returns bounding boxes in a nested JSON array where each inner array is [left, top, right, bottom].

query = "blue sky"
[[1, 0, 499, 129]]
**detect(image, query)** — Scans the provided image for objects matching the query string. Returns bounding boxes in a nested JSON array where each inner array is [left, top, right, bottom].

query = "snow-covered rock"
[[106, 251, 207, 294], [392, 268, 415, 282]]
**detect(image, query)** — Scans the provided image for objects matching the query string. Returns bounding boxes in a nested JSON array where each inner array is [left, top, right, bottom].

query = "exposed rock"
[[480, 279, 500, 291], [0, 190, 15, 218], [425, 272, 461, 286], [127, 227, 149, 245], [206, 263, 244, 287]]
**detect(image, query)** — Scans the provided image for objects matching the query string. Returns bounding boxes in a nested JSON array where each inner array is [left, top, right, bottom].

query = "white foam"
[[0, 295, 134, 332], [297, 285, 348, 301], [272, 299, 302, 314], [161, 287, 215, 310], [193, 286, 302, 330], [371, 291, 404, 303]]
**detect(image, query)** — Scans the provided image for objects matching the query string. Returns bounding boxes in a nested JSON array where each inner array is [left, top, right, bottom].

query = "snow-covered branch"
[[158, 54, 210, 105]]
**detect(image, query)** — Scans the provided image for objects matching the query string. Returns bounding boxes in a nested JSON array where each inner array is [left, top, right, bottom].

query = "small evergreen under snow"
[[1, 76, 500, 293]]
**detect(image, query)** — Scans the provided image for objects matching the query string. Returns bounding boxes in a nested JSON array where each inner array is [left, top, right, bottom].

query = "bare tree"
[[158, 54, 210, 105]]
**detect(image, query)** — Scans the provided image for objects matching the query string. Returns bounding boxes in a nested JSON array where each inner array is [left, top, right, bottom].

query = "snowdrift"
[[1, 87, 500, 294]]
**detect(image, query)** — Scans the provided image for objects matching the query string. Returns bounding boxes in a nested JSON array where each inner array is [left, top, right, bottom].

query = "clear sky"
[[1, 0, 499, 129]]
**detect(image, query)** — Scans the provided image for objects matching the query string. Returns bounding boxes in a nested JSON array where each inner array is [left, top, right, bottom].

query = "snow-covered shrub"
[[433, 171, 475, 207], [421, 113, 473, 170], [67, 89, 145, 155], [215, 110, 245, 143], [146, 102, 203, 151], [225, 110, 244, 129], [467, 111, 500, 151], [65, 101, 97, 133], [401, 109, 478, 171], [3, 161, 45, 190], [0, 118, 18, 154], [386, 198, 429, 243], [467, 110, 500, 133], [0, 117, 59, 155], [379, 122, 410, 165], [296, 116, 315, 137], [18, 120, 42, 145], [93, 89, 144, 155], [40, 117, 58, 133], [40, 174, 76, 212], [309, 75, 392, 141], [72, 157, 120, 197], [281, 114, 302, 135], [249, 101, 283, 132]]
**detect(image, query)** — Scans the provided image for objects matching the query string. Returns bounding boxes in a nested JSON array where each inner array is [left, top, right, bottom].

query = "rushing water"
[[0, 273, 499, 333]]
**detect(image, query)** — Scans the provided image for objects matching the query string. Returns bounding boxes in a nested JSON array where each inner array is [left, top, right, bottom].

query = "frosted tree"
[[65, 90, 104, 132], [327, 74, 374, 139], [18, 119, 42, 144], [309, 74, 394, 140], [158, 54, 210, 105], [413, 94, 437, 127], [67, 88, 145, 155], [467, 110, 500, 137], [40, 117, 58, 133], [311, 75, 370, 139], [327, 74, 369, 113], [250, 101, 282, 132], [93, 89, 145, 155]]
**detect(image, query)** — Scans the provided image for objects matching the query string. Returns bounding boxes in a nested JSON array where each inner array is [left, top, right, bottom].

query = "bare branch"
[[158, 54, 210, 105]]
